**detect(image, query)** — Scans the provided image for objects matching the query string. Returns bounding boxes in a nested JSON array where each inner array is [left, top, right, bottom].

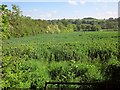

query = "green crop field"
[[2, 31, 120, 89]]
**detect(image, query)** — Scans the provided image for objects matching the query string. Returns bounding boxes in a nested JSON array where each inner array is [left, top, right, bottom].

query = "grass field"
[[7, 31, 118, 45], [2, 31, 120, 89]]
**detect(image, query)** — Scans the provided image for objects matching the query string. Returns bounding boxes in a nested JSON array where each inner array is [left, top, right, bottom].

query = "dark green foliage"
[[105, 64, 120, 80], [0, 4, 11, 39], [2, 46, 38, 59], [88, 48, 112, 62], [48, 60, 104, 84], [49, 45, 80, 62]]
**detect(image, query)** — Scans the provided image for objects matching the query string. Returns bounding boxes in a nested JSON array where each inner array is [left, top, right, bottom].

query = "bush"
[[48, 60, 104, 88], [105, 60, 120, 80]]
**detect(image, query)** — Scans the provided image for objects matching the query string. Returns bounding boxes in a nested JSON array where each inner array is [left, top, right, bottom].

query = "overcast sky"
[[2, 0, 119, 20]]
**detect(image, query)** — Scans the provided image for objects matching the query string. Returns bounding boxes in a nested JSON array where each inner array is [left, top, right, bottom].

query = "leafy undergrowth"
[[2, 31, 120, 89]]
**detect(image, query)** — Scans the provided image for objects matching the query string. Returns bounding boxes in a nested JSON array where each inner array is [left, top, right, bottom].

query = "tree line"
[[0, 4, 118, 39]]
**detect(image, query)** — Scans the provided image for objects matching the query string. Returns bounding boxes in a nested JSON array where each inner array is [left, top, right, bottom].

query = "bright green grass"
[[6, 31, 118, 62], [6, 31, 118, 46], [6, 31, 118, 58]]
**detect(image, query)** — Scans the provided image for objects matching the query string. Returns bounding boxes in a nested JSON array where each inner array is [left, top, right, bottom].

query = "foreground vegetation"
[[2, 31, 120, 89]]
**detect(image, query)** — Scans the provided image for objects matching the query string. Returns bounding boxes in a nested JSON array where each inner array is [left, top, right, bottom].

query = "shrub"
[[104, 60, 120, 80]]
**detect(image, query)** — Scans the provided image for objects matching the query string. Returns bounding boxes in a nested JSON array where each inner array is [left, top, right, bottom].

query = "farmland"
[[1, 4, 120, 89], [2, 31, 120, 89]]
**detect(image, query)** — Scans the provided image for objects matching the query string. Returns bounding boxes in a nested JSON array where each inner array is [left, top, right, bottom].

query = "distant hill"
[[83, 17, 97, 20]]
